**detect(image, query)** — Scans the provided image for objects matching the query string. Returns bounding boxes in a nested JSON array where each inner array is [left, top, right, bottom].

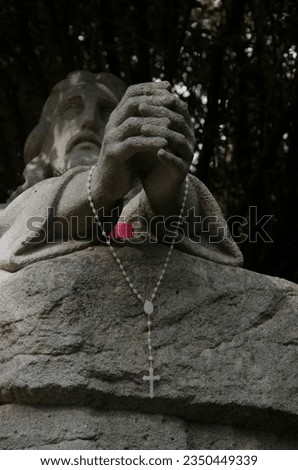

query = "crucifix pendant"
[[143, 366, 160, 399], [142, 300, 160, 398]]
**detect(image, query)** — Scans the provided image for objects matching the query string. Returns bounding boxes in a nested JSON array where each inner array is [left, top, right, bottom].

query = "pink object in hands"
[[109, 222, 134, 239]]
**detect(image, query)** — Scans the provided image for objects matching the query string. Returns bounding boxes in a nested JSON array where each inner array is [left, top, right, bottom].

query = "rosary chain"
[[87, 164, 189, 397]]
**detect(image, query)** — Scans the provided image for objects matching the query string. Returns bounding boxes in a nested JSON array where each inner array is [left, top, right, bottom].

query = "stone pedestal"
[[1, 244, 298, 449]]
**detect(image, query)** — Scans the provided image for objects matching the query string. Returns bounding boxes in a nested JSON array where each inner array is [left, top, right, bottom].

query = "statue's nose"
[[81, 104, 103, 131]]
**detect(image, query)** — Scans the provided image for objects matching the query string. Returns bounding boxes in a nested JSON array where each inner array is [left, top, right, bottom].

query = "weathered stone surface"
[[0, 405, 187, 450], [187, 422, 298, 450], [1, 405, 297, 450], [1, 243, 298, 448]]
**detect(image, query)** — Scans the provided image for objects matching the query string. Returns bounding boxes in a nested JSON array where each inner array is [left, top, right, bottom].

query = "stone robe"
[[0, 167, 243, 273]]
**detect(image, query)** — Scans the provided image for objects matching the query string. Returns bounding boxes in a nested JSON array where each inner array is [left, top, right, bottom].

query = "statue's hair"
[[8, 71, 126, 201], [24, 70, 127, 164]]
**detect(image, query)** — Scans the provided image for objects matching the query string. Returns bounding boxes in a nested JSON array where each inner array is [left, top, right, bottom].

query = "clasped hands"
[[96, 81, 195, 215]]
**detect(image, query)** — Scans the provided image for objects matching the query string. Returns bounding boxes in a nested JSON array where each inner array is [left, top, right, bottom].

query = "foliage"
[[0, 0, 297, 282]]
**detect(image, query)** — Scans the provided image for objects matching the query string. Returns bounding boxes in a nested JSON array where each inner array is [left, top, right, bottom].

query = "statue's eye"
[[59, 98, 84, 119]]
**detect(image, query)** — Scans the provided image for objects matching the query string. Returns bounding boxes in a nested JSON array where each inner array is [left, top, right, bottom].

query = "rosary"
[[87, 165, 189, 398]]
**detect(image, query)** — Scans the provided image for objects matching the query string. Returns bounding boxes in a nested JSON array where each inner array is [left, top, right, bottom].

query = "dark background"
[[0, 0, 297, 283]]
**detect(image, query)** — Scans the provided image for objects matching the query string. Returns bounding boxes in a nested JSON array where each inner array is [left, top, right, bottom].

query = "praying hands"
[[95, 81, 196, 215]]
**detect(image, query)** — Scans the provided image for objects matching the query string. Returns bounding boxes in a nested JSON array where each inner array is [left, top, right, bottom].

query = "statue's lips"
[[67, 133, 102, 153]]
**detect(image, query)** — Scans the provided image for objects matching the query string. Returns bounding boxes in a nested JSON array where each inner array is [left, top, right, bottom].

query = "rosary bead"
[[144, 300, 154, 314]]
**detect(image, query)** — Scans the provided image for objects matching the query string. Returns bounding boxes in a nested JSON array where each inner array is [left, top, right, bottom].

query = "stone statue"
[[0, 70, 242, 272], [1, 72, 298, 450]]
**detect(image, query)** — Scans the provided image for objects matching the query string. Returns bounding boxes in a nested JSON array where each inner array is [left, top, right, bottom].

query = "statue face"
[[43, 81, 119, 174]]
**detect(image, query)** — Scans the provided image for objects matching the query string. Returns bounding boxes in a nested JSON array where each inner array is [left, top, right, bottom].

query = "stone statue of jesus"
[[0, 70, 243, 272]]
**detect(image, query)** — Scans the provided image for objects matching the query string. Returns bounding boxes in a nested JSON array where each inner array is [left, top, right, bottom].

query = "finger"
[[172, 97, 193, 128], [139, 103, 196, 147], [119, 88, 175, 111], [119, 81, 171, 103], [140, 92, 193, 128], [109, 93, 176, 126], [140, 124, 194, 164], [114, 117, 171, 141], [157, 148, 190, 174], [113, 136, 168, 160]]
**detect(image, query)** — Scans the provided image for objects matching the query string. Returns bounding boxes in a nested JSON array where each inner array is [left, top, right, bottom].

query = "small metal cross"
[[143, 366, 160, 399]]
